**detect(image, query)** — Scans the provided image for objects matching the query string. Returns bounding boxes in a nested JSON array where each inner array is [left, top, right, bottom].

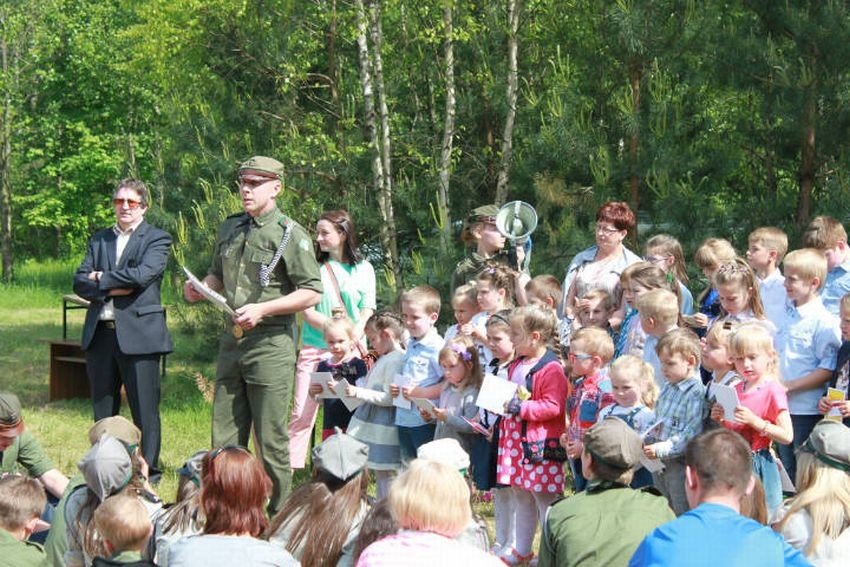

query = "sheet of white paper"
[[332, 380, 364, 411], [712, 384, 739, 420], [411, 397, 436, 417], [392, 374, 411, 409], [310, 372, 338, 400], [183, 266, 235, 315], [476, 374, 518, 416]]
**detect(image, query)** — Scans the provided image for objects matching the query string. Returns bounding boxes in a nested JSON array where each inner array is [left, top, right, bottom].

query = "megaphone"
[[496, 201, 538, 242]]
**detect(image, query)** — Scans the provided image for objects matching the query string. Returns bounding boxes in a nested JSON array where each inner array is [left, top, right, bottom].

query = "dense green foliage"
[[3, 0, 850, 295]]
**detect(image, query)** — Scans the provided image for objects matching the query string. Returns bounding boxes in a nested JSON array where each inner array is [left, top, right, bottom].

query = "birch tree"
[[355, 0, 400, 287], [436, 0, 456, 251], [494, 0, 520, 206]]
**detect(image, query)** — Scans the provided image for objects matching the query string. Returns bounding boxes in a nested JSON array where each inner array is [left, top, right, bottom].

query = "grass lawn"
[[2, 259, 533, 550], [0, 259, 311, 500]]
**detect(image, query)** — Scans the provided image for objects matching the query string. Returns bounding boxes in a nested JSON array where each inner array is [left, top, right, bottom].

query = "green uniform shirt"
[[0, 430, 54, 479], [43, 474, 86, 567], [209, 207, 322, 323], [539, 480, 675, 567], [451, 249, 517, 293], [0, 528, 46, 567]]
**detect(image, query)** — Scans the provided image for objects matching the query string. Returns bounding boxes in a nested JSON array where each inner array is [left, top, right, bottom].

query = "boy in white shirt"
[[746, 226, 788, 327]]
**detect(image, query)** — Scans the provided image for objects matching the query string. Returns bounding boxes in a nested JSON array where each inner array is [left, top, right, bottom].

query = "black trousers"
[[85, 322, 162, 477]]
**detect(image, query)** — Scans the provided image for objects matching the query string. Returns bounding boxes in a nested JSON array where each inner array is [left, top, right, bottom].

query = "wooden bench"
[[49, 294, 167, 401]]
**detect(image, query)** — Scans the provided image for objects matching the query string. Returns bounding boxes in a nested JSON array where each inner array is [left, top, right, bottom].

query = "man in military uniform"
[[184, 156, 322, 513], [0, 392, 68, 500]]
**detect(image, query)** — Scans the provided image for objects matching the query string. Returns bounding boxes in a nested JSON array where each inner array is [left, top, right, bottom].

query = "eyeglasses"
[[112, 198, 142, 209], [595, 223, 622, 234], [568, 352, 593, 361], [239, 176, 276, 190], [645, 255, 669, 264], [209, 445, 250, 462]]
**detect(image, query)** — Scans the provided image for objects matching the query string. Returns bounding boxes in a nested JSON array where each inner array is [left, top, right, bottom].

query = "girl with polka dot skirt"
[[495, 305, 569, 565]]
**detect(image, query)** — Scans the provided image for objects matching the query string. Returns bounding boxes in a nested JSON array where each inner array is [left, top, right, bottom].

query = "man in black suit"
[[73, 179, 172, 480]]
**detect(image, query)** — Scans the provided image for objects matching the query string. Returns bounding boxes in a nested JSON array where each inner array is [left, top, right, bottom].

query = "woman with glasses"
[[560, 201, 642, 339], [165, 447, 298, 567]]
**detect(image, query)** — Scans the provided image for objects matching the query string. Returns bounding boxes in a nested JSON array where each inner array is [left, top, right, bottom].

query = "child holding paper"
[[817, 291, 850, 427], [701, 321, 741, 431], [481, 310, 517, 559], [308, 318, 369, 438], [347, 311, 407, 498], [421, 338, 483, 455], [710, 322, 792, 515], [495, 305, 568, 565]]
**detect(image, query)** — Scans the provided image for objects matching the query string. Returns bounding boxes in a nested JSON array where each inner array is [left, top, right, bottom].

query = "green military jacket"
[[0, 430, 54, 479], [0, 528, 46, 567], [539, 480, 675, 567], [209, 207, 322, 326], [451, 249, 517, 293]]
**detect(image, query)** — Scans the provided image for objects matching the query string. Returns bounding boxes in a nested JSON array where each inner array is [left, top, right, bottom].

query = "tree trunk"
[[436, 2, 455, 252], [797, 83, 816, 228], [326, 0, 343, 150], [0, 32, 13, 282], [494, 0, 520, 206], [628, 60, 642, 215], [367, 0, 400, 286], [355, 0, 399, 289]]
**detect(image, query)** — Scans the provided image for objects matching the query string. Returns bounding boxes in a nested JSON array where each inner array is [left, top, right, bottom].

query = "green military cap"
[[88, 416, 142, 447], [0, 392, 23, 430], [800, 420, 850, 472], [467, 204, 499, 224], [239, 156, 285, 179], [585, 417, 644, 471]]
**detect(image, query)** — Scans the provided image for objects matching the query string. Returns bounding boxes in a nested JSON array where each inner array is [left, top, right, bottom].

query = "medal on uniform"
[[232, 324, 244, 339]]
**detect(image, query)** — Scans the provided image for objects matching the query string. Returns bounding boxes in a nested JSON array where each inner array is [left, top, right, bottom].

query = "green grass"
[[2, 260, 515, 547], [1, 260, 218, 499]]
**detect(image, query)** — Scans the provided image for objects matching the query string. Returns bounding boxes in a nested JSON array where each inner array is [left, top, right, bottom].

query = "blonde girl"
[[615, 262, 678, 359], [774, 421, 850, 562], [713, 258, 771, 330], [495, 306, 568, 565], [308, 318, 369, 439], [423, 337, 484, 457], [346, 311, 407, 499], [645, 234, 694, 315], [710, 322, 792, 515], [597, 355, 658, 488], [701, 322, 742, 431]]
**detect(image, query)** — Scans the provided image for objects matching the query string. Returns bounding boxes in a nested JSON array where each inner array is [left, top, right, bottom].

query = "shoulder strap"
[[325, 262, 345, 309]]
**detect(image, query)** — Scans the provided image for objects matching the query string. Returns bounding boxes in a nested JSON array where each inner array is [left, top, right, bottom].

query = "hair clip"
[[716, 262, 749, 275], [449, 343, 473, 361]]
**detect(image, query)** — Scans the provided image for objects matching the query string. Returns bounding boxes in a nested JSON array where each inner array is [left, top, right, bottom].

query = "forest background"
[[3, 0, 850, 498], [3, 0, 850, 346]]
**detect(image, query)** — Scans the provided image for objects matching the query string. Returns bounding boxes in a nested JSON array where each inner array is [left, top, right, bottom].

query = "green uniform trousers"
[[213, 325, 295, 514]]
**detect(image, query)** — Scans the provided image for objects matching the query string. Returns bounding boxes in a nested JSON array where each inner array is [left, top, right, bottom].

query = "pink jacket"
[[509, 350, 569, 463]]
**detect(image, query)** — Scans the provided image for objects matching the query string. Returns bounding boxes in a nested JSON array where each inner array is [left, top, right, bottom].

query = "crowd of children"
[[6, 204, 850, 566]]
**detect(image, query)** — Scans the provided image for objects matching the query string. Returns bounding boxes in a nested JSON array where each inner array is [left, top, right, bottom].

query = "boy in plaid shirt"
[[643, 328, 705, 515]]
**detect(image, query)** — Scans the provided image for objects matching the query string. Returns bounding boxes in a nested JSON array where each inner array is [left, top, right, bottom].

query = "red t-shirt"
[[723, 380, 789, 451]]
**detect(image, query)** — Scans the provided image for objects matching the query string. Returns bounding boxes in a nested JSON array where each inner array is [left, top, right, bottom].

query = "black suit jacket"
[[73, 220, 173, 355]]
